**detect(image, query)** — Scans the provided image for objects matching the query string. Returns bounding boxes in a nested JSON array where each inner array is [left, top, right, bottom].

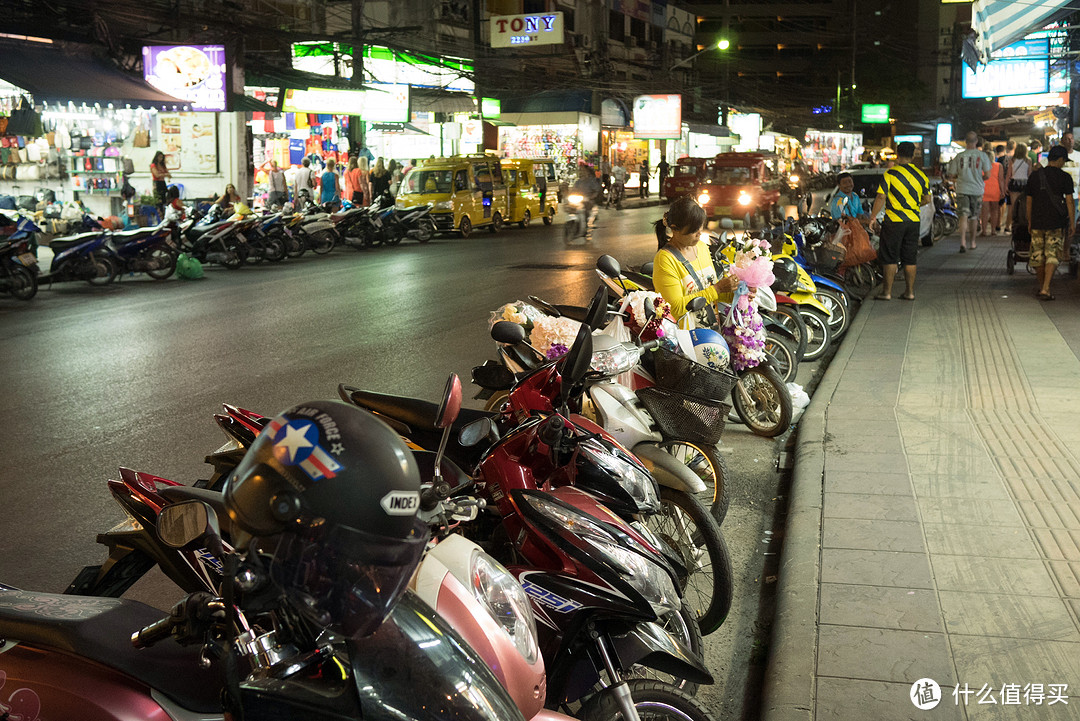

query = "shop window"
[[609, 11, 625, 41], [523, 0, 545, 13], [455, 170, 468, 191]]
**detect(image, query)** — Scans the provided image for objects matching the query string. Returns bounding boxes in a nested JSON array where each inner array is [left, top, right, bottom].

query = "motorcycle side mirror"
[[596, 254, 621, 278], [459, 417, 500, 447], [491, 320, 527, 345], [719, 218, 735, 230], [559, 325, 594, 409], [583, 285, 608, 331], [640, 261, 654, 276], [158, 501, 221, 549], [435, 373, 462, 430], [687, 296, 708, 313]]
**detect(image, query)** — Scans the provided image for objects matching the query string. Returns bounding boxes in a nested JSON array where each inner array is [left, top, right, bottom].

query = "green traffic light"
[[717, 39, 730, 50]]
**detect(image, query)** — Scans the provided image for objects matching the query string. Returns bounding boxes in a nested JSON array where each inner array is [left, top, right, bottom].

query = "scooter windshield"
[[349, 591, 527, 721]]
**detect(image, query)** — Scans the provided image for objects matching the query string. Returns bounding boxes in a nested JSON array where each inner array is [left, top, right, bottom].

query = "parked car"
[[822, 168, 934, 244]]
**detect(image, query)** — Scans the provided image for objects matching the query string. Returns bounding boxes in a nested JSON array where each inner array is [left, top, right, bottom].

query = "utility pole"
[[721, 0, 730, 127], [352, 0, 365, 154], [850, 0, 857, 129]]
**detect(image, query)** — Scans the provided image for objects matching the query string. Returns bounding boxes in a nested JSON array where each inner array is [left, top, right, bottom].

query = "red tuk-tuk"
[[695, 152, 783, 226], [662, 157, 709, 200]]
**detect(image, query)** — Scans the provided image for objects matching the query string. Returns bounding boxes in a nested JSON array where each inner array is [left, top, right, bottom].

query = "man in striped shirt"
[[869, 142, 931, 301]]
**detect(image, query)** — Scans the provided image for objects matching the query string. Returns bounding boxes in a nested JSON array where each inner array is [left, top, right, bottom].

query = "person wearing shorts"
[[947, 131, 991, 252], [870, 142, 930, 300], [1026, 145, 1075, 300]]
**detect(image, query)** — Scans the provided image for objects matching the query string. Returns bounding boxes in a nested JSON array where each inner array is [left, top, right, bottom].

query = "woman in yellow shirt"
[[652, 196, 739, 320]]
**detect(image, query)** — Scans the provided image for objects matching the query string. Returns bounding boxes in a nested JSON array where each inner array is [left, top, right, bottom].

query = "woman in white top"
[[1004, 142, 1030, 234]]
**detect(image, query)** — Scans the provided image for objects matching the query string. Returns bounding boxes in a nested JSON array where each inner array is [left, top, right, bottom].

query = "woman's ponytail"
[[654, 218, 668, 250]]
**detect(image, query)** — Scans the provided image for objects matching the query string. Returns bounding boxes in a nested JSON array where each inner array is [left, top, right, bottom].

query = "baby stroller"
[[1006, 190, 1030, 275]]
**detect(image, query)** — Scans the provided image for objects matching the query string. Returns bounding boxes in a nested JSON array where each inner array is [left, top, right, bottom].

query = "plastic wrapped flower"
[[732, 254, 775, 289], [530, 315, 582, 358]]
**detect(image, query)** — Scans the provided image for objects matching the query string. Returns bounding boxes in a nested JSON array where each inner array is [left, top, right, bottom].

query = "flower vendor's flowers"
[[732, 256, 775, 289], [531, 315, 582, 358], [546, 343, 570, 360]]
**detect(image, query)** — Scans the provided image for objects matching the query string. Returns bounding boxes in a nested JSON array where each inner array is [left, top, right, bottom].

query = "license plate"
[[714, 206, 732, 215], [16, 252, 36, 266]]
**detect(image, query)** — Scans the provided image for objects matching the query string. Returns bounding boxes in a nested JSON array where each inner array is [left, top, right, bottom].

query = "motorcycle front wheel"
[[658, 440, 730, 525], [580, 680, 718, 721], [7, 264, 38, 300], [626, 601, 703, 693], [814, 288, 849, 339], [416, 218, 435, 243], [309, 230, 336, 254], [732, 363, 793, 438], [798, 307, 833, 361], [763, 331, 800, 384], [645, 487, 733, 636], [145, 248, 177, 280], [769, 305, 808, 362]]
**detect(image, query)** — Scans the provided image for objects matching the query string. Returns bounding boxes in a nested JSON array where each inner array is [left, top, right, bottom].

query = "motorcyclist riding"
[[570, 165, 602, 239]]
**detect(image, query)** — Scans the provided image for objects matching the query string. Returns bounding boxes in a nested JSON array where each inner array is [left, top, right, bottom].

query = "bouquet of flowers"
[[530, 315, 582, 359], [620, 290, 674, 343], [720, 236, 771, 371], [489, 300, 543, 332]]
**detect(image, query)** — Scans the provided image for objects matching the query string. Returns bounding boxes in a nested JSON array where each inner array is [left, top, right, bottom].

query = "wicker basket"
[[638, 386, 730, 446], [653, 348, 738, 402]]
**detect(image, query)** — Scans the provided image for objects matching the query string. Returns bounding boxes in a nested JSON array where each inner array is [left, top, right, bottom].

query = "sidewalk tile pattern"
[[810, 241, 1080, 719]]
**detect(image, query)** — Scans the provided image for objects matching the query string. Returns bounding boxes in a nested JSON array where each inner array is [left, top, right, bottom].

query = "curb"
[[759, 292, 877, 721]]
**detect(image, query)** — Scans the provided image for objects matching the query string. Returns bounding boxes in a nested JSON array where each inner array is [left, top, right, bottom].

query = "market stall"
[[802, 129, 864, 173]]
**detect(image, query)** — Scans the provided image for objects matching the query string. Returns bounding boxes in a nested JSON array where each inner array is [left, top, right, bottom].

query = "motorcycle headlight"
[[789, 174, 799, 184], [696, 192, 710, 205], [522, 494, 678, 616], [584, 537, 681, 616], [738, 192, 752, 206], [590, 344, 640, 377], [568, 194, 584, 205], [579, 443, 659, 514], [471, 551, 539, 665], [433, 200, 454, 211]]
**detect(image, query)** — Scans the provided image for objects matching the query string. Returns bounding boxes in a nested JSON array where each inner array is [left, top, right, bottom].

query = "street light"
[[670, 39, 728, 70]]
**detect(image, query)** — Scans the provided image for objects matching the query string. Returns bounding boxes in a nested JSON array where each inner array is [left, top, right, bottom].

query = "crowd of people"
[[253, 154, 414, 212]]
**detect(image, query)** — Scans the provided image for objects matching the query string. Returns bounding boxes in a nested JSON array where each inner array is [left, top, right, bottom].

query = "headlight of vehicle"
[[697, 192, 710, 205], [471, 551, 539, 664], [584, 537, 680, 615], [579, 443, 659, 514], [590, 344, 640, 376], [433, 200, 454, 211], [737, 192, 752, 206], [568, 193, 584, 205], [522, 494, 678, 616], [789, 174, 800, 184]]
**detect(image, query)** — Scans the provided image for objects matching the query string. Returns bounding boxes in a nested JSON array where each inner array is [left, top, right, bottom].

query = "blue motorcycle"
[[774, 217, 851, 338], [105, 219, 178, 281], [40, 225, 117, 286], [0, 214, 40, 300]]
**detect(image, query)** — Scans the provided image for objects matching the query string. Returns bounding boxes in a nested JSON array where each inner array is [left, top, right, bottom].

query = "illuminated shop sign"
[[962, 38, 1049, 98], [280, 85, 408, 121], [143, 45, 226, 111], [633, 94, 682, 139], [490, 12, 565, 48], [861, 104, 890, 124]]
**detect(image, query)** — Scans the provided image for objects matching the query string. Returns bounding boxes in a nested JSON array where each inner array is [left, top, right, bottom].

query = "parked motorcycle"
[[39, 228, 117, 286], [0, 214, 40, 299], [175, 206, 248, 270], [105, 222, 178, 281]]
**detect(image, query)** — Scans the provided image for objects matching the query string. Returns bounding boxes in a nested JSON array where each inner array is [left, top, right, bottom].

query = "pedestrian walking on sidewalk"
[[639, 159, 650, 199], [947, 131, 991, 252], [1026, 145, 1075, 301], [869, 141, 930, 301]]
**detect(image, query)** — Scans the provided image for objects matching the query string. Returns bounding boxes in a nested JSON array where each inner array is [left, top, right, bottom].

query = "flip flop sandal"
[[1037, 292, 1056, 301]]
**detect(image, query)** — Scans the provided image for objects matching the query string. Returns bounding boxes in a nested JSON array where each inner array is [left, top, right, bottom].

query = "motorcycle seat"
[[186, 222, 226, 242], [0, 589, 223, 713], [49, 233, 101, 252], [340, 388, 494, 470], [110, 229, 154, 246]]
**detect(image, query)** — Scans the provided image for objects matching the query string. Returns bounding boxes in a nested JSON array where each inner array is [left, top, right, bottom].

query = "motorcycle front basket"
[[652, 347, 738, 402], [638, 386, 730, 446]]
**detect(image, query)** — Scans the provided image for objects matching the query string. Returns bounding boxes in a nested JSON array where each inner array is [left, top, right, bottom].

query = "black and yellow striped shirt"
[[877, 164, 930, 223]]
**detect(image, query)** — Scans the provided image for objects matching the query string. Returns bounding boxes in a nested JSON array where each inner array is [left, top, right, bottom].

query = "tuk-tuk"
[[396, 154, 509, 236], [501, 158, 560, 227], [695, 152, 783, 226], [663, 157, 709, 200]]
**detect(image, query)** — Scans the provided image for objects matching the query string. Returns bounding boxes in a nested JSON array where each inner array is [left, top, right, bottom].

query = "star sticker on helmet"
[[276, 423, 315, 462], [331, 443, 344, 455]]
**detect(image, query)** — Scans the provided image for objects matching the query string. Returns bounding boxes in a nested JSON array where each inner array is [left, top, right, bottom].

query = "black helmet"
[[224, 400, 429, 639]]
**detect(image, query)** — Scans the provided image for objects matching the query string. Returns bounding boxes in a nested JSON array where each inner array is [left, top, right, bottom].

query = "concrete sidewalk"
[[763, 234, 1080, 720]]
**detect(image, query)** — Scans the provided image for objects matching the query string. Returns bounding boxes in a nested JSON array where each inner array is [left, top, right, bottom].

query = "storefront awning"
[[410, 88, 475, 114], [0, 40, 188, 109], [971, 0, 1072, 62]]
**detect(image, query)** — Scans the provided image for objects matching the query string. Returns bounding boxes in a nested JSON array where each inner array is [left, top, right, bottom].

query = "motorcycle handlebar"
[[639, 338, 662, 351], [131, 616, 174, 649]]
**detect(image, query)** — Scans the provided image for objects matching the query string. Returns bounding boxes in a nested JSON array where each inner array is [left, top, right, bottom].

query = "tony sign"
[[490, 12, 564, 48]]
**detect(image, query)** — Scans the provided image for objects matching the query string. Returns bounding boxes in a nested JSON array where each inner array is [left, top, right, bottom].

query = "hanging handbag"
[[133, 128, 150, 148]]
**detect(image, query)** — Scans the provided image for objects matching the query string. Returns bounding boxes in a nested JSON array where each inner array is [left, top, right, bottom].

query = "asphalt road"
[[0, 205, 799, 720]]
